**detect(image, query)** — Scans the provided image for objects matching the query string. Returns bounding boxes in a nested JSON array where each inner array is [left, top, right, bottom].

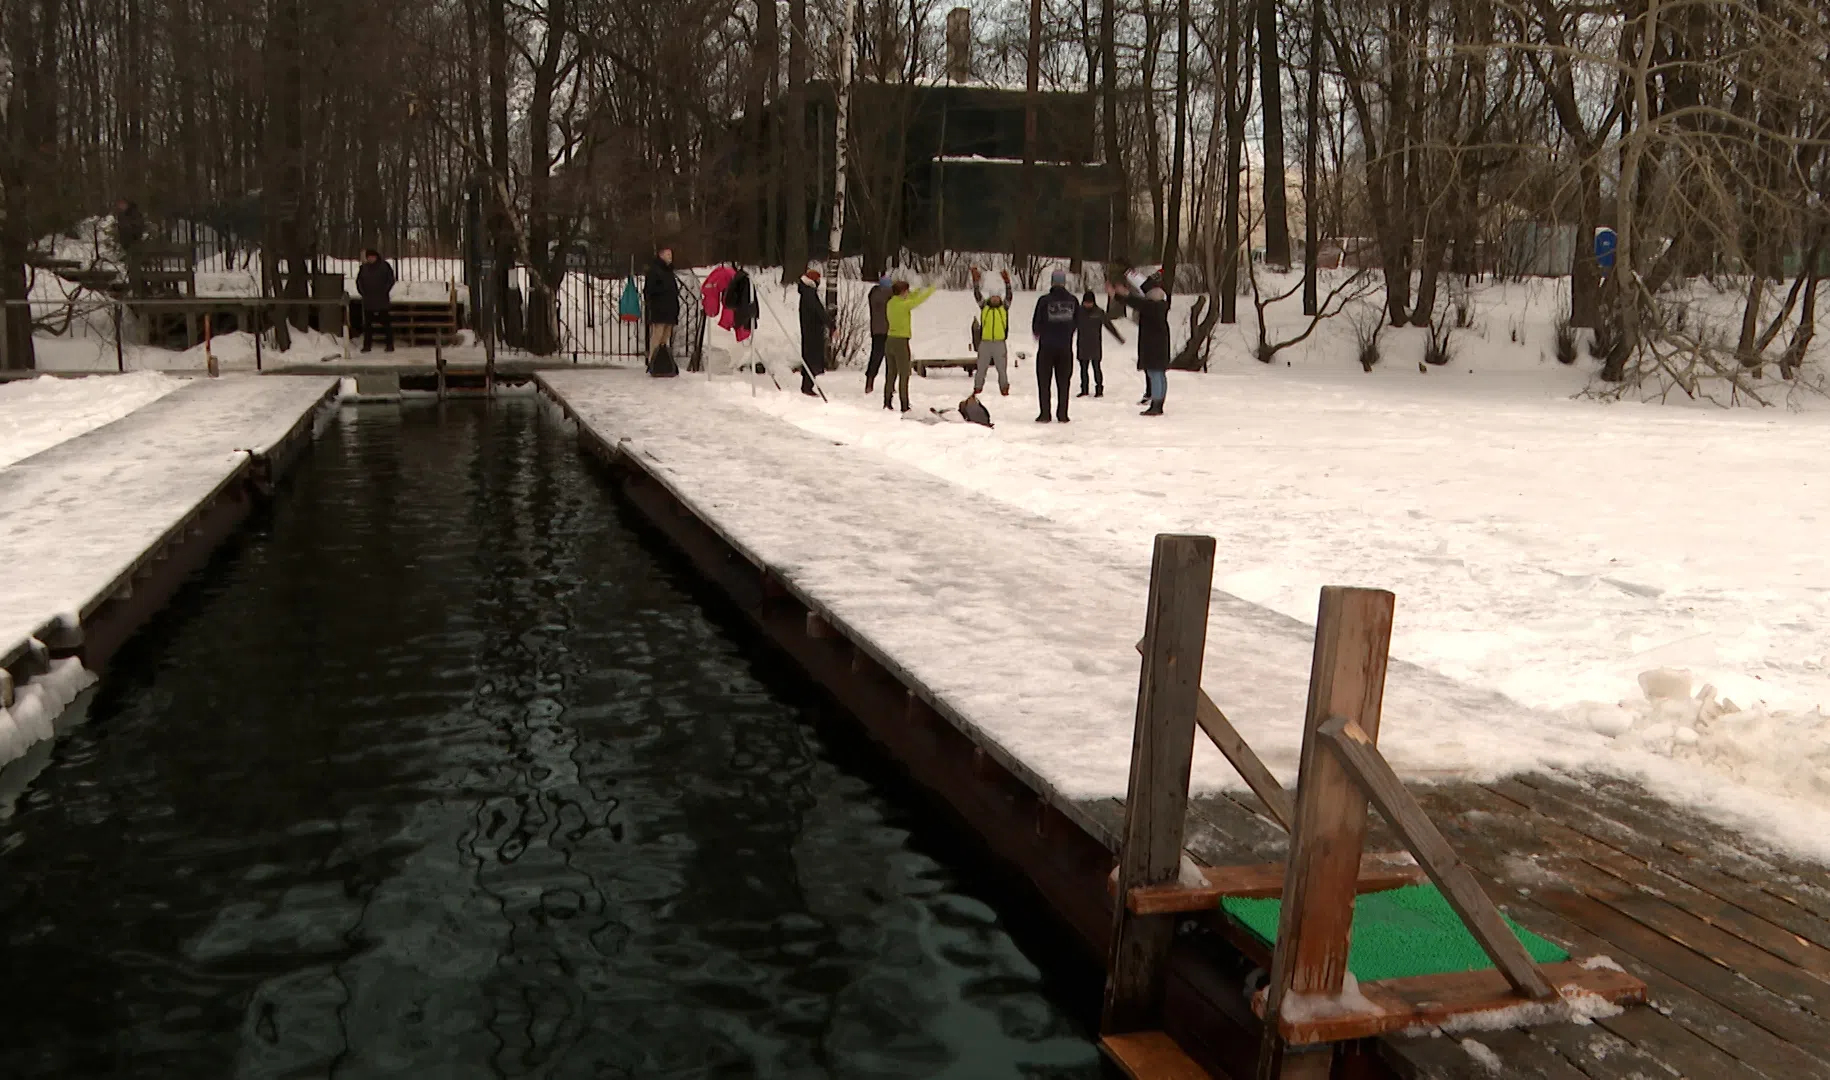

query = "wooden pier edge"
[[537, 375, 1273, 1077], [2, 380, 340, 696]]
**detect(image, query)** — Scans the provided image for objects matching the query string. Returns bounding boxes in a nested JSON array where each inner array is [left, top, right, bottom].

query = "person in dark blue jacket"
[[1030, 270, 1080, 423]]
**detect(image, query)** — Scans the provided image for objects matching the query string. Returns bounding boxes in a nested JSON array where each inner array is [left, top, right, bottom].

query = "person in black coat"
[[1075, 289, 1124, 398], [1030, 269, 1080, 423], [796, 267, 829, 396], [355, 249, 396, 353], [644, 246, 681, 369], [1110, 279, 1172, 415], [113, 198, 146, 260]]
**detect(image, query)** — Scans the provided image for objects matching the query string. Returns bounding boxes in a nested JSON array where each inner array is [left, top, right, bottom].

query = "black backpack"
[[650, 343, 679, 377]]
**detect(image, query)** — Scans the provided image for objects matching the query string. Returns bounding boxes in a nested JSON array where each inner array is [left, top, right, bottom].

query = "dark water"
[[0, 400, 1100, 1079]]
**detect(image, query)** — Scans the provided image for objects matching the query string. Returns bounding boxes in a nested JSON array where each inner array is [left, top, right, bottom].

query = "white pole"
[[822, 0, 857, 344]]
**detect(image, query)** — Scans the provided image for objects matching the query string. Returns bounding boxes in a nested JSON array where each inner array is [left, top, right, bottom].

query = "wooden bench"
[[912, 356, 977, 376]]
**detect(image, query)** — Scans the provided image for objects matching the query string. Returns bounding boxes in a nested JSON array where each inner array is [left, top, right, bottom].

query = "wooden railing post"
[[1256, 586, 1394, 1080], [1101, 533, 1216, 1034]]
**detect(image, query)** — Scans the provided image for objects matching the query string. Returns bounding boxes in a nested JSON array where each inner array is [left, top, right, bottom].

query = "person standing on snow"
[[864, 274, 891, 394], [644, 245, 682, 370], [1075, 289, 1124, 398], [356, 249, 396, 353], [882, 278, 935, 413], [1111, 275, 1172, 415], [970, 266, 1014, 397], [796, 266, 830, 397], [1030, 269, 1079, 423]]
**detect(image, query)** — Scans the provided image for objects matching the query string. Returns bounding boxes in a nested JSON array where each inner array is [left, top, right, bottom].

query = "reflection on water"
[[0, 400, 1100, 1078]]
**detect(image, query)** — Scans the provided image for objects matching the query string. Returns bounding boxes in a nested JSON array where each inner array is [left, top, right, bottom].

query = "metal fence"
[[0, 296, 348, 373]]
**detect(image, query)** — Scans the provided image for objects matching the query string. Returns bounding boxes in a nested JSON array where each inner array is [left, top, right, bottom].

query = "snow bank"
[[1574, 669, 1830, 804], [0, 655, 95, 767], [0, 371, 184, 469]]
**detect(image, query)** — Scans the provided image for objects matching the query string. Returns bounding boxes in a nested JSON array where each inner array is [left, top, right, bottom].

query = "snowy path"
[[0, 372, 185, 469], [543, 373, 1605, 804], [544, 368, 1830, 862], [0, 376, 341, 670]]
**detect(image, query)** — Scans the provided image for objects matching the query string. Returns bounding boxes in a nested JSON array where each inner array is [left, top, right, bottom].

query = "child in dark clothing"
[[1074, 290, 1125, 397]]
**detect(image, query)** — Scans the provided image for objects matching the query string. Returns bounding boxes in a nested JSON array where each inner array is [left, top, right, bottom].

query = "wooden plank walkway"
[[1080, 773, 1830, 1079]]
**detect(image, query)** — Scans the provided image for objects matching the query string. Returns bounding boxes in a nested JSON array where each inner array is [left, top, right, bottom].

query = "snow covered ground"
[[0, 372, 184, 468], [547, 355, 1830, 864], [0, 375, 341, 767]]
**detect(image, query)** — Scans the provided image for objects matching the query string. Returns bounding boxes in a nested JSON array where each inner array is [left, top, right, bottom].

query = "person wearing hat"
[[864, 273, 892, 393], [1030, 268, 1080, 422], [1110, 275, 1172, 415], [796, 265, 830, 396], [1075, 289, 1124, 397], [970, 266, 1014, 396]]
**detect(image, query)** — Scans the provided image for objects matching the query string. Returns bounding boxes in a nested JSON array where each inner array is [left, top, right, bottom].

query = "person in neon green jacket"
[[880, 280, 935, 412]]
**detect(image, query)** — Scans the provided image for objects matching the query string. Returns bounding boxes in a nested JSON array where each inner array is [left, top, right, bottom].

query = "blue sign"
[[1594, 227, 1618, 271]]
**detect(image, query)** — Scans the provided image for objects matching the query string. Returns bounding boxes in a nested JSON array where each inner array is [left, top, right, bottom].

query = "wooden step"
[[1254, 960, 1648, 1044], [1099, 1032, 1212, 1080], [1124, 852, 1429, 915]]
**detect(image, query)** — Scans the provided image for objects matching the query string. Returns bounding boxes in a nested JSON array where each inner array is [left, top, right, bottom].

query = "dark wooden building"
[[760, 81, 1118, 266]]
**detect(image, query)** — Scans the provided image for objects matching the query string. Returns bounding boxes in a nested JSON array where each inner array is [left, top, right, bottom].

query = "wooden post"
[[1134, 637, 1294, 830], [253, 305, 264, 371], [113, 302, 126, 371], [1101, 533, 1216, 1034], [1255, 586, 1394, 1080]]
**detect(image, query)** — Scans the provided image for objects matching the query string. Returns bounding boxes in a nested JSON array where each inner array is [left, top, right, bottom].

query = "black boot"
[[1035, 413, 1052, 423]]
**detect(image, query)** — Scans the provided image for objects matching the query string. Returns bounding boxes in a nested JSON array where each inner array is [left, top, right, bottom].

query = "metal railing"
[[0, 297, 352, 374]]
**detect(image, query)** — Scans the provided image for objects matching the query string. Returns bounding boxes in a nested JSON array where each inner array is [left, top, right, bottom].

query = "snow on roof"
[[933, 154, 1101, 166]]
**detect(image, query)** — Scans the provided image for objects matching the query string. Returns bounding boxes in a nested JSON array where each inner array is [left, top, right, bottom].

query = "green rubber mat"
[[1221, 883, 1570, 983]]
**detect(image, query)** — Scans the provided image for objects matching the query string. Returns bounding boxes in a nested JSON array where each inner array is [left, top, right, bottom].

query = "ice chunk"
[[1638, 668, 1693, 701]]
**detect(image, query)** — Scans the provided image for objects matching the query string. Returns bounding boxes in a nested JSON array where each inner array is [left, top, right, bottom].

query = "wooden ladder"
[[1098, 536, 1644, 1079]]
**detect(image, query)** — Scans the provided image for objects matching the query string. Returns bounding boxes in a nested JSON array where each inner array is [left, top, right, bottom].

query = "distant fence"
[[0, 297, 346, 372]]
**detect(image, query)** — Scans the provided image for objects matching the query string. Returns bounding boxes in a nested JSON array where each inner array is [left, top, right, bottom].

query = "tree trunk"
[[1100, 0, 1127, 258], [485, 0, 517, 347], [1301, 0, 1321, 314], [1163, 0, 1189, 285], [783, 0, 809, 283], [524, 0, 568, 355], [1018, 0, 1041, 280], [265, 0, 312, 334], [1219, 0, 1248, 323], [1570, 154, 1601, 327], [1140, 4, 1164, 257], [1257, 0, 1291, 268], [761, 0, 781, 266]]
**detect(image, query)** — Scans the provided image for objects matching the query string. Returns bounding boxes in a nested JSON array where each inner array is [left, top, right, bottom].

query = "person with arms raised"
[[970, 266, 1014, 397], [882, 278, 935, 413], [1110, 273, 1172, 415]]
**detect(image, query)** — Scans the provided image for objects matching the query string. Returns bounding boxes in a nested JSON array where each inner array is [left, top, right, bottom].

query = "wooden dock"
[[534, 370, 1829, 1080], [0, 378, 340, 684]]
